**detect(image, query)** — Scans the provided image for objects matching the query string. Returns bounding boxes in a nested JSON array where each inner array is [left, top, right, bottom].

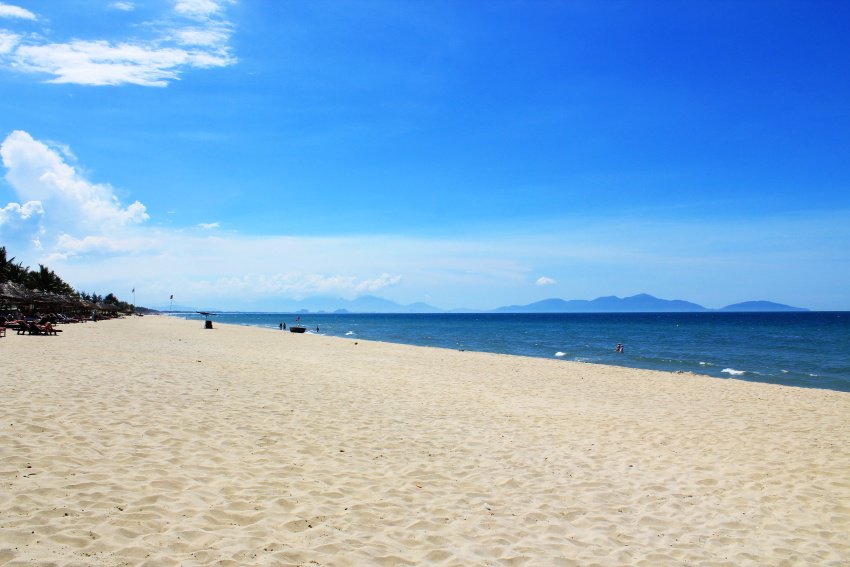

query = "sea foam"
[[722, 368, 746, 376], [554, 352, 566, 357]]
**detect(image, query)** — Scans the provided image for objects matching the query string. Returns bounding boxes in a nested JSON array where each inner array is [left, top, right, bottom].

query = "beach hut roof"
[[38, 291, 74, 307], [0, 281, 32, 301], [30, 289, 57, 305]]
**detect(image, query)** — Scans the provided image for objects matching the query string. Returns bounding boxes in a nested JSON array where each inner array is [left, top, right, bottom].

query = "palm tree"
[[27, 264, 73, 294], [1, 246, 133, 314], [0, 246, 15, 282], [0, 247, 28, 285]]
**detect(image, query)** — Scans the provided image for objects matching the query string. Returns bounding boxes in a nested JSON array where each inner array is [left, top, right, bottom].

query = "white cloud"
[[1, 130, 148, 245], [0, 200, 43, 225], [13, 41, 189, 86], [12, 38, 235, 87], [0, 1, 236, 86], [198, 222, 219, 229], [174, 27, 230, 47], [355, 273, 402, 293], [0, 3, 36, 20], [56, 234, 118, 255], [175, 0, 233, 19], [536, 276, 556, 286], [203, 272, 403, 300], [0, 30, 19, 53], [46, 233, 159, 261], [109, 2, 135, 11]]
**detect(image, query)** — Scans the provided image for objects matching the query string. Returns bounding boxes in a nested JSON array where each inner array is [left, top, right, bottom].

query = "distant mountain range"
[[152, 294, 808, 314], [492, 294, 705, 313], [491, 295, 807, 313]]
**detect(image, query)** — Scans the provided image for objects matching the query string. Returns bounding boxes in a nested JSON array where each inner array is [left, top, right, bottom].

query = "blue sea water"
[[174, 312, 850, 392]]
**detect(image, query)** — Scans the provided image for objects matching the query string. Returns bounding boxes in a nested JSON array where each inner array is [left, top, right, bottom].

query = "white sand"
[[1, 315, 848, 566]]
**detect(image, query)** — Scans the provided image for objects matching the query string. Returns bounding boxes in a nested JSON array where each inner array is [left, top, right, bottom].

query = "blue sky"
[[1, 0, 848, 310]]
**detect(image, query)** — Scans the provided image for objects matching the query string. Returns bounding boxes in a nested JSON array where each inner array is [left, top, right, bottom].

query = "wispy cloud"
[[14, 41, 194, 86], [0, 3, 36, 20], [198, 222, 219, 229], [205, 272, 402, 301], [109, 2, 136, 11], [0, 30, 18, 53], [535, 276, 556, 286], [0, 0, 237, 86], [172, 26, 230, 47], [175, 0, 234, 19], [48, 233, 160, 261], [355, 273, 402, 294]]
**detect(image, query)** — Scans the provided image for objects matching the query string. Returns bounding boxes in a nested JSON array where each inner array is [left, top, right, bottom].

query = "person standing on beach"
[[279, 322, 283, 331]]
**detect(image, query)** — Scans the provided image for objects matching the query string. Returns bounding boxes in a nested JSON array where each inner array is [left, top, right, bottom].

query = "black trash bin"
[[204, 320, 213, 329]]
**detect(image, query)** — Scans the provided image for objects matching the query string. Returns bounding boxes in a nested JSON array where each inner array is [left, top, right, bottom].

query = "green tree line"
[[0, 246, 134, 313]]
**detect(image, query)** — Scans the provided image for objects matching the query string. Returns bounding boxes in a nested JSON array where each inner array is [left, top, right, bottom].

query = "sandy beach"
[[1, 315, 848, 566]]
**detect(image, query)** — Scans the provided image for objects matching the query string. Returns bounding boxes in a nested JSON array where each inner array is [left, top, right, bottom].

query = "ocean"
[[172, 312, 850, 392]]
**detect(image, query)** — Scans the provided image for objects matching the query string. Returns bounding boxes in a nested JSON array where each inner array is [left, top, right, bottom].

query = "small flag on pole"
[[170, 294, 174, 300]]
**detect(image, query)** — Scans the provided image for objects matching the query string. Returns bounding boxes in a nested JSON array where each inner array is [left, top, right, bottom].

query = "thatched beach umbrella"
[[34, 291, 77, 315], [94, 302, 119, 318], [0, 281, 32, 302], [30, 289, 57, 308], [0, 282, 33, 312], [70, 297, 96, 318], [46, 291, 72, 306]]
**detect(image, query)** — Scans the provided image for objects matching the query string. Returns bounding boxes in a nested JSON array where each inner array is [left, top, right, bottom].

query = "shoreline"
[[173, 316, 769, 391], [2, 315, 848, 565], [170, 312, 847, 393]]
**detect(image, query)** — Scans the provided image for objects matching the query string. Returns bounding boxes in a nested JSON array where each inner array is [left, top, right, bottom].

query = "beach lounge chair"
[[44, 323, 61, 335], [22, 321, 46, 335], [29, 321, 60, 335], [27, 321, 44, 335]]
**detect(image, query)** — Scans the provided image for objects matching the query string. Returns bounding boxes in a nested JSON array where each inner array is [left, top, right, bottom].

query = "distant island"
[[169, 293, 809, 314], [717, 301, 808, 312]]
